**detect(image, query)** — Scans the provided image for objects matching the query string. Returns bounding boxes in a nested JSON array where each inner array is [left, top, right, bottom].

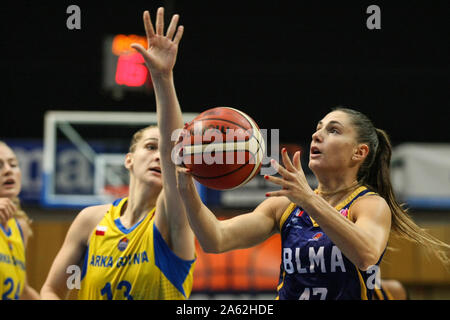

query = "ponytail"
[[362, 128, 392, 200], [334, 107, 450, 266]]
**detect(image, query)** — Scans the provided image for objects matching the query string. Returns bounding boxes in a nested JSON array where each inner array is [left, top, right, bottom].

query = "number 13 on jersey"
[[100, 280, 133, 300]]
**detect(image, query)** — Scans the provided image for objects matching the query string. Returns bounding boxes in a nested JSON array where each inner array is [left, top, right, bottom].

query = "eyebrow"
[[0, 157, 17, 162], [316, 120, 344, 128], [0, 158, 18, 166]]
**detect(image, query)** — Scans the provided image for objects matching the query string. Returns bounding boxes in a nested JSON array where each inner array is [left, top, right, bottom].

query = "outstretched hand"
[[264, 148, 315, 205], [131, 7, 184, 77]]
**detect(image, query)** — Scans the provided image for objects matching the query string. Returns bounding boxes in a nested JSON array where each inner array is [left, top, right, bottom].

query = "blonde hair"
[[11, 197, 33, 237], [128, 125, 158, 153], [0, 140, 33, 237]]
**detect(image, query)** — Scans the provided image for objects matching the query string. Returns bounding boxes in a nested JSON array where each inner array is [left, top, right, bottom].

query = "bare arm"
[[176, 168, 288, 253], [300, 194, 391, 270], [266, 149, 391, 271], [15, 217, 40, 299], [19, 281, 40, 300], [40, 205, 107, 299], [132, 8, 194, 261]]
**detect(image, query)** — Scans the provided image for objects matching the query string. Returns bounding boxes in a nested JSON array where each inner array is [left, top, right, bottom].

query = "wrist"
[[149, 70, 174, 82], [177, 173, 195, 195], [180, 177, 204, 211], [298, 190, 320, 210]]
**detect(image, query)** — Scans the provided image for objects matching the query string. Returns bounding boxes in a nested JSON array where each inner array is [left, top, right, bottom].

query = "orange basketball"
[[181, 107, 265, 190]]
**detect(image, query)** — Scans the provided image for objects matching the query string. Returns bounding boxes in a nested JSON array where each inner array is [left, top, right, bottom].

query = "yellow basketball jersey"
[[78, 198, 196, 300], [0, 218, 26, 300]]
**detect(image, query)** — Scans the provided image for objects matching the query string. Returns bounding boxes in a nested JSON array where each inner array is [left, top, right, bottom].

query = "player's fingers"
[[173, 25, 184, 45], [293, 151, 302, 171], [264, 174, 289, 188], [131, 43, 149, 57], [0, 204, 13, 225], [265, 190, 288, 198], [4, 199, 16, 216], [174, 128, 185, 144], [270, 159, 292, 180], [281, 148, 296, 173], [155, 7, 164, 36], [0, 211, 6, 224], [131, 43, 153, 67], [166, 14, 179, 40], [176, 166, 191, 175], [143, 10, 155, 42]]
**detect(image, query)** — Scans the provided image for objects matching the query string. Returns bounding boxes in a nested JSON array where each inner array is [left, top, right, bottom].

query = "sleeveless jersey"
[[276, 186, 383, 300], [374, 285, 394, 300], [0, 218, 26, 300], [78, 198, 196, 300]]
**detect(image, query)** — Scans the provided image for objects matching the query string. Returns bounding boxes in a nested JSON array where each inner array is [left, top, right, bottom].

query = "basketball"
[[180, 107, 265, 190]]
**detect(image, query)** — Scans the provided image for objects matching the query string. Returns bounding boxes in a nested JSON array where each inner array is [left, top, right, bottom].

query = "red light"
[[115, 53, 148, 87]]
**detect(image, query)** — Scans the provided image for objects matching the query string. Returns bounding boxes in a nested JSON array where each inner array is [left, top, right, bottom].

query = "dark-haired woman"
[[176, 107, 449, 300]]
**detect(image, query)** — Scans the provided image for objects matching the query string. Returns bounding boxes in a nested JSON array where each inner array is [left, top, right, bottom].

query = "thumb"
[[131, 43, 150, 58], [177, 166, 192, 175]]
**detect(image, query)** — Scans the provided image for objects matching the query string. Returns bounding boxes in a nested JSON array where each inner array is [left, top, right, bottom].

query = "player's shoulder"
[[15, 216, 31, 245], [353, 191, 388, 208], [257, 196, 291, 212], [257, 196, 292, 226], [77, 203, 110, 223], [71, 204, 111, 242], [350, 192, 390, 220]]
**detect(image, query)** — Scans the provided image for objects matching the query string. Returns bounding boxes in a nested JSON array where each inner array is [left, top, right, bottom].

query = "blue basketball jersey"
[[374, 285, 394, 300], [276, 186, 383, 300]]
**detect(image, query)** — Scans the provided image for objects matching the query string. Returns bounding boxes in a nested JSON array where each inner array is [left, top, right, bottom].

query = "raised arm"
[[132, 8, 194, 261]]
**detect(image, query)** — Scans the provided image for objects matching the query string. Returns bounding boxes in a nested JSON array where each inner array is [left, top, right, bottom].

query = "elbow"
[[198, 238, 224, 254], [40, 283, 63, 300], [39, 285, 52, 300], [202, 245, 221, 254], [356, 251, 381, 271], [22, 285, 40, 300], [196, 228, 227, 254]]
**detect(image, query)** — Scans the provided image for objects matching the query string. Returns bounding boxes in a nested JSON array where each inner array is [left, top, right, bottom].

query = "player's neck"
[[316, 177, 360, 207], [121, 189, 157, 227]]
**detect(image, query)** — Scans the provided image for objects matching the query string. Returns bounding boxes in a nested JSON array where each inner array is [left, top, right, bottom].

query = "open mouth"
[[149, 168, 161, 174], [2, 179, 15, 186], [3, 179, 16, 185], [310, 146, 322, 155]]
